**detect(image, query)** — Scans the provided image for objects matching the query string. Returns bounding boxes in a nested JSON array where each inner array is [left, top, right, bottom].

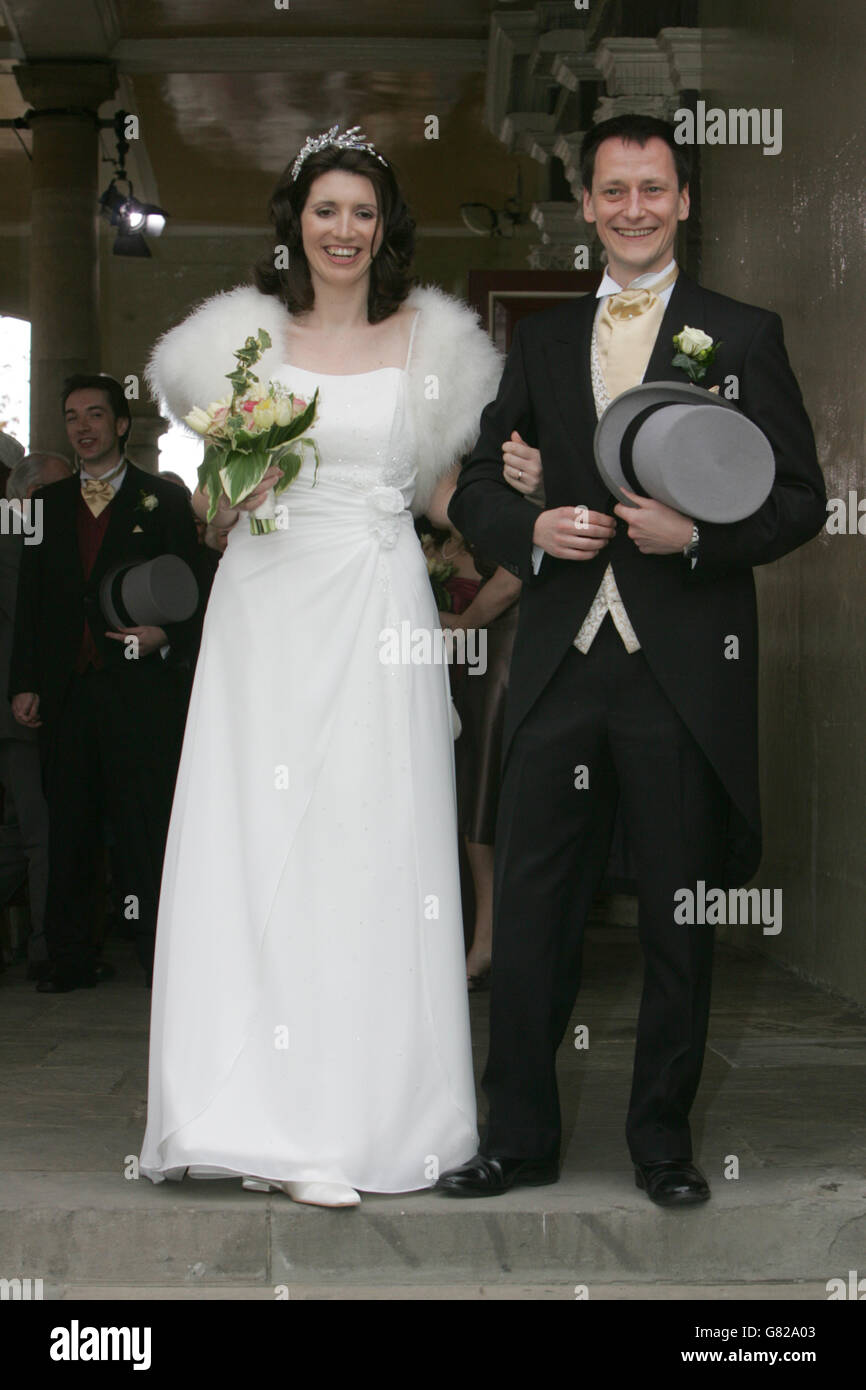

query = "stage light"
[[98, 111, 169, 257], [112, 230, 151, 258]]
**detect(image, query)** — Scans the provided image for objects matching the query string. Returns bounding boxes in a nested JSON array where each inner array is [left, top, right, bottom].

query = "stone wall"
[[698, 1, 866, 1001]]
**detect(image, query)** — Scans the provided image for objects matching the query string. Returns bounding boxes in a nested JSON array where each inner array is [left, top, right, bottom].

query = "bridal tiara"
[[291, 125, 389, 182]]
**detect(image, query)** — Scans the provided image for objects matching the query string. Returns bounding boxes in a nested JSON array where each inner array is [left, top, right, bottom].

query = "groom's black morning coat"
[[449, 271, 826, 885]]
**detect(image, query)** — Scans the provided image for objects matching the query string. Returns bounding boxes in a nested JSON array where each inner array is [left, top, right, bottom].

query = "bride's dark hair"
[[253, 144, 416, 324]]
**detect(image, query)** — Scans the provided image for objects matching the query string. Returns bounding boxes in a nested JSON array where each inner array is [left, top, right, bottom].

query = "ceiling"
[[0, 0, 543, 230], [113, 0, 492, 40]]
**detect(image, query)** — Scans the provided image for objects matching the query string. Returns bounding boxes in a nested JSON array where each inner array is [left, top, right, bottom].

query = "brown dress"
[[444, 563, 519, 846]]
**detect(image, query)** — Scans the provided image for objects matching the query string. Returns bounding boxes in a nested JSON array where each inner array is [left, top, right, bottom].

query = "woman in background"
[[426, 435, 543, 989]]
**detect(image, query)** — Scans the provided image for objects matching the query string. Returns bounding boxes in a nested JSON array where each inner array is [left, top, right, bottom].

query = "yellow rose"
[[252, 402, 276, 430]]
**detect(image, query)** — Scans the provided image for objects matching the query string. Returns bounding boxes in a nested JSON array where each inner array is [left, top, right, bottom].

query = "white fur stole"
[[145, 282, 502, 517]]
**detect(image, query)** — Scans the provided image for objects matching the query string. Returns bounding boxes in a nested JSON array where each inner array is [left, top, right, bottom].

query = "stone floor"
[[1, 924, 864, 1300]]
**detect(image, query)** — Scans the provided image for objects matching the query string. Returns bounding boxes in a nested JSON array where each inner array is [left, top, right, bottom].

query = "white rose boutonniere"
[[136, 490, 159, 515], [672, 325, 721, 384]]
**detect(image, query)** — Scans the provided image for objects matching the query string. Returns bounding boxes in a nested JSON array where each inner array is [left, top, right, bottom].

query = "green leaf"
[[197, 443, 230, 522], [258, 391, 321, 451], [231, 427, 269, 453], [671, 351, 705, 382], [219, 451, 269, 507], [271, 450, 302, 495], [305, 437, 322, 487]]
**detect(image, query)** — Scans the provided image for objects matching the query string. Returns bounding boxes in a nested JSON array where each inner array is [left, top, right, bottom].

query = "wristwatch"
[[682, 523, 700, 560]]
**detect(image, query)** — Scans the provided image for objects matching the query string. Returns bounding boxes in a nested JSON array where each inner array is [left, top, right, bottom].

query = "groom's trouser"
[[482, 614, 729, 1163]]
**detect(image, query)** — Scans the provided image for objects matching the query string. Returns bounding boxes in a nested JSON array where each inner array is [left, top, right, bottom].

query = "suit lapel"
[[52, 475, 85, 588], [542, 292, 615, 507], [88, 459, 141, 589], [643, 271, 706, 385], [543, 292, 597, 436]]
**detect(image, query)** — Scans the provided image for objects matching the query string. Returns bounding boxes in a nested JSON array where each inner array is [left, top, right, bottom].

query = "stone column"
[[13, 62, 117, 456], [128, 415, 167, 476]]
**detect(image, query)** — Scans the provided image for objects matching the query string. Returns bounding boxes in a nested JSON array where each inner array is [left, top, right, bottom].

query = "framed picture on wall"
[[467, 269, 602, 351]]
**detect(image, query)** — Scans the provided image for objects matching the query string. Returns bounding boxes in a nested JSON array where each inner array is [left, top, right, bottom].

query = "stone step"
[[37, 1281, 833, 1301], [2, 1168, 862, 1292]]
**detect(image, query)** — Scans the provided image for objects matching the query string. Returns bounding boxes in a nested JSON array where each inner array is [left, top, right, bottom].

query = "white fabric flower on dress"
[[366, 486, 405, 548]]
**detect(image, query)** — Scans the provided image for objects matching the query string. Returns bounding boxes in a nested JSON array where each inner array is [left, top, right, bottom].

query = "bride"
[[138, 127, 507, 1207]]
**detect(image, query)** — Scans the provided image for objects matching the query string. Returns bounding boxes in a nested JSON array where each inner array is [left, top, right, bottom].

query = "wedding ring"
[[518, 470, 523, 480]]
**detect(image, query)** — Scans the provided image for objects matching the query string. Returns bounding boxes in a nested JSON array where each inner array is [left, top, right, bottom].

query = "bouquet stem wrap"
[[185, 329, 321, 536]]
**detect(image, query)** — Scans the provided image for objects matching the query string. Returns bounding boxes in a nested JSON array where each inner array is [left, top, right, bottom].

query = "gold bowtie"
[[81, 478, 116, 517]]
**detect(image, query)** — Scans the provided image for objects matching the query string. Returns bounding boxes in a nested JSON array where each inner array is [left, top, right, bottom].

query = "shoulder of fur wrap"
[[402, 284, 502, 516], [145, 284, 291, 427], [146, 281, 502, 516]]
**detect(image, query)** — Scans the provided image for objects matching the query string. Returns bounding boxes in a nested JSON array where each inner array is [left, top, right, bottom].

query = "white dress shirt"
[[79, 457, 128, 492]]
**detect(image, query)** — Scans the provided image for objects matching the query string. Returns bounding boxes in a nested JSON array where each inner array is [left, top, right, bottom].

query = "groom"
[[438, 114, 826, 1205]]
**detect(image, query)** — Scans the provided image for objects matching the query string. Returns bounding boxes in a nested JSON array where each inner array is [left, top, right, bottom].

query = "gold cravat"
[[81, 478, 115, 517], [595, 264, 679, 400], [80, 460, 125, 517]]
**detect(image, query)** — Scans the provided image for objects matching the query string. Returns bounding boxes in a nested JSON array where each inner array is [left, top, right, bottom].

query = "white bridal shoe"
[[241, 1176, 361, 1207]]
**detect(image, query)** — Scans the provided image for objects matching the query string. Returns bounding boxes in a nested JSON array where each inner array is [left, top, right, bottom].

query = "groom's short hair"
[[580, 115, 692, 192]]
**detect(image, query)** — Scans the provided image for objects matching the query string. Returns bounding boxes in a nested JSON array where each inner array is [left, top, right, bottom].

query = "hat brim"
[[100, 564, 132, 631], [99, 555, 198, 630], [594, 380, 742, 508]]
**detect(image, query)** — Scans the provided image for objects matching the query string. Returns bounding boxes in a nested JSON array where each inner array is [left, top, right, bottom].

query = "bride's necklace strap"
[[441, 536, 465, 563]]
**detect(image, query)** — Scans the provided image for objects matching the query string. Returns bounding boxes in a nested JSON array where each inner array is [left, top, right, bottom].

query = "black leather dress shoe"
[[436, 1150, 560, 1197], [36, 961, 116, 994], [634, 1160, 710, 1207]]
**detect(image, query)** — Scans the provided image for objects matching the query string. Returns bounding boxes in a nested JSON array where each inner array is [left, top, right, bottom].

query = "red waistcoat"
[[75, 491, 112, 672]]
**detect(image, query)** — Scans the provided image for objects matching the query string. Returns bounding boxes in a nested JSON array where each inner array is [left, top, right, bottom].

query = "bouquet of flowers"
[[420, 531, 456, 612], [185, 329, 320, 535]]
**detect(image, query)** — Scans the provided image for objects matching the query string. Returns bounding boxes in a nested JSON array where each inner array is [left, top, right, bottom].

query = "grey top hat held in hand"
[[100, 554, 198, 631], [594, 381, 775, 523]]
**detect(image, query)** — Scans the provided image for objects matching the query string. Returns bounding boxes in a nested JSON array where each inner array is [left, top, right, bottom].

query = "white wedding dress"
[[139, 330, 478, 1192]]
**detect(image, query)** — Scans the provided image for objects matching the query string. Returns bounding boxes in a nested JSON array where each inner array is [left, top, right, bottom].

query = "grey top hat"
[[100, 554, 198, 630], [594, 381, 775, 523]]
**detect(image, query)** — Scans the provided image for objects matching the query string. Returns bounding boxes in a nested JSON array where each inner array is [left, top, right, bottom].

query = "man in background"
[[0, 452, 71, 978], [9, 375, 200, 991]]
